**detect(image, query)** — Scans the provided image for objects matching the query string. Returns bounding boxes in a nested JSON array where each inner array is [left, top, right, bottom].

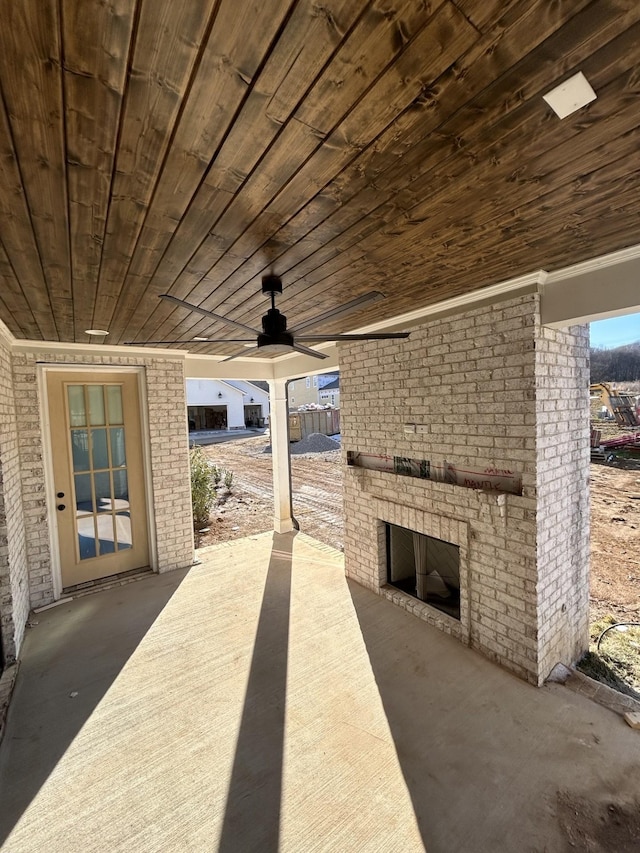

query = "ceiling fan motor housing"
[[260, 306, 293, 347]]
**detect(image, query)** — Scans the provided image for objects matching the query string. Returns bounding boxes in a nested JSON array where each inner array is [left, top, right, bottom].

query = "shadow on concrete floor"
[[217, 532, 293, 853], [347, 578, 640, 853], [0, 568, 190, 844], [4, 535, 640, 852]]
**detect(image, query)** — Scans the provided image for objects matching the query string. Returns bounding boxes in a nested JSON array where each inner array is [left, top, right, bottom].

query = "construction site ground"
[[198, 432, 640, 688], [590, 459, 640, 625], [198, 434, 344, 552]]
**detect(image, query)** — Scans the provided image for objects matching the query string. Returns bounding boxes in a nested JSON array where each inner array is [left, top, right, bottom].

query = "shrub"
[[190, 446, 217, 536], [224, 469, 234, 491], [211, 464, 222, 486]]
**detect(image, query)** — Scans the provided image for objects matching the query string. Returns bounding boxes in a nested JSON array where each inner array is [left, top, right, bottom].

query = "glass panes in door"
[[67, 384, 133, 560]]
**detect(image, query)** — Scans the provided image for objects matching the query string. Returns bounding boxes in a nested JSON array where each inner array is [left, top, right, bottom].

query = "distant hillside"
[[590, 340, 640, 383]]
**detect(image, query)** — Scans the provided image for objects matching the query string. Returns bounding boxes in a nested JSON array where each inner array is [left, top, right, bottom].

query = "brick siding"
[[11, 350, 194, 614], [535, 323, 591, 679], [0, 333, 29, 661], [340, 293, 589, 685]]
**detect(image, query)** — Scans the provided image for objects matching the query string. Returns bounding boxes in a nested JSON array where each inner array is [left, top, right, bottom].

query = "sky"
[[589, 312, 640, 348]]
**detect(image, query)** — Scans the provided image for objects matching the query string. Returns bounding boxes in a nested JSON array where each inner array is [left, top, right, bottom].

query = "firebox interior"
[[386, 523, 460, 621]]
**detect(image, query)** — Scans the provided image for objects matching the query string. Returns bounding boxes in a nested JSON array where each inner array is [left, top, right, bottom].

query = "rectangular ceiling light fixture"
[[543, 71, 597, 119]]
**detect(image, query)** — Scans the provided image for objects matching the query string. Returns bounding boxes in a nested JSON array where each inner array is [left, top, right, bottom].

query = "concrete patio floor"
[[1, 532, 639, 852]]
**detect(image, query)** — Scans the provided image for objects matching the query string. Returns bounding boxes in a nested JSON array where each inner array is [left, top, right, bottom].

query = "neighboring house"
[[225, 380, 270, 426], [288, 373, 339, 409], [186, 379, 244, 430], [318, 376, 340, 408], [186, 379, 269, 430]]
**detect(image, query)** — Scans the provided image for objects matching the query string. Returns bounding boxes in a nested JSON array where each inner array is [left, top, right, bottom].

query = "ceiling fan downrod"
[[259, 274, 293, 349]]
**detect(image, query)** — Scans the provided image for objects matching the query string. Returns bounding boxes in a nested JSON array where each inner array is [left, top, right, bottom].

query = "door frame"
[[38, 365, 157, 599]]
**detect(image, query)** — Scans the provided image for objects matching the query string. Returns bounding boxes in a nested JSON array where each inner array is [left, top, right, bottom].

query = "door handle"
[[57, 504, 66, 511]]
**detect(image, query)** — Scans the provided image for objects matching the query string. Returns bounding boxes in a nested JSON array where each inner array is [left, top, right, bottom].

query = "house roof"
[[226, 380, 269, 397], [320, 377, 340, 391], [1, 3, 639, 354], [315, 373, 339, 389], [245, 381, 269, 393]]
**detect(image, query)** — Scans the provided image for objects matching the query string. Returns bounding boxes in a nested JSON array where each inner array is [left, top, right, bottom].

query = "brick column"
[[534, 323, 591, 680]]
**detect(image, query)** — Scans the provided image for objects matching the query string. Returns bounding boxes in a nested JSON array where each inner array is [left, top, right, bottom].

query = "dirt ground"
[[198, 434, 343, 551], [589, 459, 640, 623], [198, 434, 640, 628], [556, 790, 640, 853]]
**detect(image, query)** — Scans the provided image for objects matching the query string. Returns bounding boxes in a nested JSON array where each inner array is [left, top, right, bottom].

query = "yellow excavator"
[[590, 382, 639, 427]]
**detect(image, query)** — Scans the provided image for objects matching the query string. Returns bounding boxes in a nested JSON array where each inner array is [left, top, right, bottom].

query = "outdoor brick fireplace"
[[340, 293, 590, 685]]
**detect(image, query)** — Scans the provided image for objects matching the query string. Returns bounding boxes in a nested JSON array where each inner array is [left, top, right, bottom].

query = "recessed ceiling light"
[[193, 336, 209, 341], [243, 343, 255, 348], [84, 329, 109, 336], [543, 71, 596, 119]]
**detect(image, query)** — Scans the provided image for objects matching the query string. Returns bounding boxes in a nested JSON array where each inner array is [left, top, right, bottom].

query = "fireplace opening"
[[386, 523, 460, 620]]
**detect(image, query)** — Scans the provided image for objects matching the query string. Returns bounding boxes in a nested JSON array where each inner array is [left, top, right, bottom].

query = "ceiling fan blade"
[[159, 294, 260, 335], [290, 344, 329, 360], [289, 291, 385, 334], [221, 346, 261, 363], [124, 338, 255, 346], [296, 332, 410, 341]]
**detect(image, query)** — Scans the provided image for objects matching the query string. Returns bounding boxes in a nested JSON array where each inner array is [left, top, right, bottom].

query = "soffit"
[[0, 0, 638, 356]]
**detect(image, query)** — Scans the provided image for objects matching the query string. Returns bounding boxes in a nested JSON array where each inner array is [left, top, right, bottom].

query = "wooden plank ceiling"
[[0, 0, 639, 354]]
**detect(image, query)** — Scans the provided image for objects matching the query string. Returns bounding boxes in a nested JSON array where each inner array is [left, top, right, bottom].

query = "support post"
[[267, 379, 294, 533]]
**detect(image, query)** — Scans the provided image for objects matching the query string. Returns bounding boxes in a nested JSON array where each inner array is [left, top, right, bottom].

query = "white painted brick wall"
[[535, 323, 590, 678], [11, 350, 194, 613], [0, 333, 29, 660], [340, 293, 590, 685]]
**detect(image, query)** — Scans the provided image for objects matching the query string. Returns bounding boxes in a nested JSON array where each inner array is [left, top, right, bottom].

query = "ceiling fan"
[[130, 275, 409, 361]]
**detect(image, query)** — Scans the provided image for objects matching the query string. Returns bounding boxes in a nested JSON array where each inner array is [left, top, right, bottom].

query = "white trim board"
[[541, 250, 640, 327], [13, 339, 187, 359]]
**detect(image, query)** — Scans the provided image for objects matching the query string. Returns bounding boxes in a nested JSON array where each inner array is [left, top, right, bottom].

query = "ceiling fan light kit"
[[128, 275, 410, 359]]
